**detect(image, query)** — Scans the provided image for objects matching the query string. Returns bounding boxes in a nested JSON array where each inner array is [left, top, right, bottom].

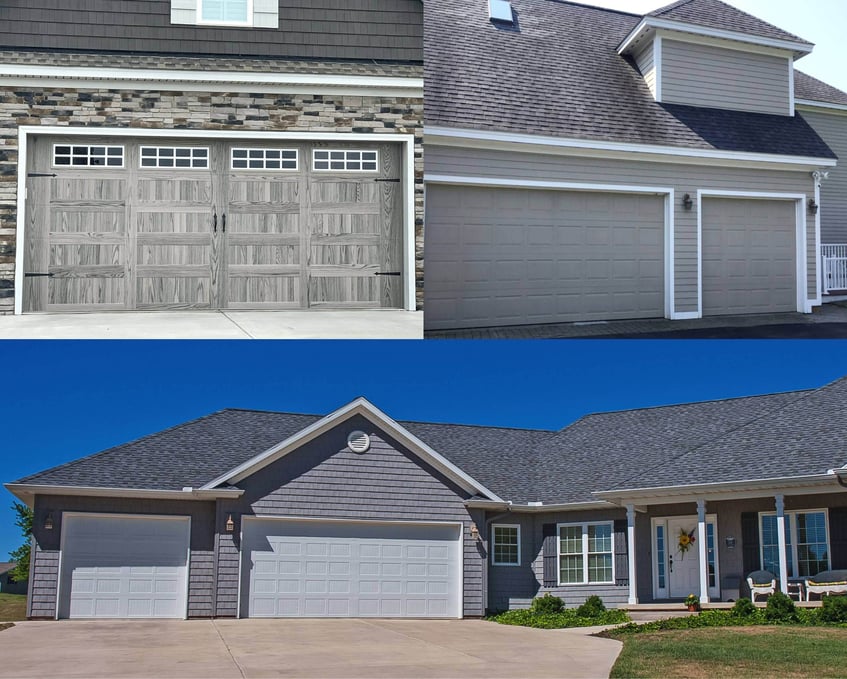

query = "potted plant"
[[684, 594, 700, 612]]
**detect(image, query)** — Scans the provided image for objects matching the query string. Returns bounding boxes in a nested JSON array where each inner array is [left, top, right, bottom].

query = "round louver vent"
[[347, 430, 370, 453]]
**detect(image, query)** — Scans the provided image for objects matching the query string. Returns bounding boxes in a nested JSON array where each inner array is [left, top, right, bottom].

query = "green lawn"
[[608, 626, 847, 679], [0, 594, 27, 622]]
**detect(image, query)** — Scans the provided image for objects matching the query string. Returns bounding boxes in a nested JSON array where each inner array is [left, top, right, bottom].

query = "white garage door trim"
[[696, 190, 809, 317], [237, 515, 464, 619], [424, 174, 682, 319], [15, 126, 417, 314], [56, 512, 191, 620]]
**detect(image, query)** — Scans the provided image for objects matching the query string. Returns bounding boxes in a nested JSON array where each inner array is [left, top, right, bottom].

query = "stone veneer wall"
[[0, 69, 424, 312]]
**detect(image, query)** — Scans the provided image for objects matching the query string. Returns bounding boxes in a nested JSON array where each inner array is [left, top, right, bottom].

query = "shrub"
[[819, 595, 847, 624], [489, 607, 629, 629], [530, 593, 565, 615], [730, 597, 757, 618], [764, 591, 798, 623], [576, 595, 607, 618]]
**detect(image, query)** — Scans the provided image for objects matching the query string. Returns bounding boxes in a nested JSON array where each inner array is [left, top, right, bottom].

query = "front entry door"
[[667, 518, 702, 598]]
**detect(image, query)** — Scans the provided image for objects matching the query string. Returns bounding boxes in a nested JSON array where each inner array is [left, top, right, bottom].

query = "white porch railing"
[[822, 244, 847, 294]]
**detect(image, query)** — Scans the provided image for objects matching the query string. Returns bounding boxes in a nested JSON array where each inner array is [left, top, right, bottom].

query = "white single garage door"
[[58, 514, 190, 619], [241, 519, 462, 618], [702, 198, 797, 316], [425, 185, 666, 330]]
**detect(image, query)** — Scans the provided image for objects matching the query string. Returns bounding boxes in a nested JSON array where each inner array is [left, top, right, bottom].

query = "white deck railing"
[[822, 245, 847, 294]]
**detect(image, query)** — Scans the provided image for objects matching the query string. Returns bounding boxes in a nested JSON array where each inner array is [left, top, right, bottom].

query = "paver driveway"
[[0, 619, 621, 678]]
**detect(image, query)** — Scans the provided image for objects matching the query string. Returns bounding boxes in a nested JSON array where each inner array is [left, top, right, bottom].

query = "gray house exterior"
[[0, 1, 424, 316], [423, 0, 845, 331], [8, 380, 847, 620], [0, 563, 27, 595]]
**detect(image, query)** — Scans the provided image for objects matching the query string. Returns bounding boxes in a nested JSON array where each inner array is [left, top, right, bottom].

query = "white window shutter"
[[253, 0, 279, 28], [170, 0, 197, 25]]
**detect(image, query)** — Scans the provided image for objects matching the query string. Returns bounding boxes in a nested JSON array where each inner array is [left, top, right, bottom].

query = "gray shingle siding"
[[215, 415, 484, 618], [0, 0, 423, 63]]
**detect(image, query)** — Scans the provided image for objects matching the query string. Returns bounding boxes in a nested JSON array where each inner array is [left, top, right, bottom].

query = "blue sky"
[[3, 340, 847, 557], [575, 0, 847, 92]]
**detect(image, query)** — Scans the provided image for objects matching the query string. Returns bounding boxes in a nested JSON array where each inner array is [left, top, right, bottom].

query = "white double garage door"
[[425, 185, 800, 330], [58, 514, 461, 619]]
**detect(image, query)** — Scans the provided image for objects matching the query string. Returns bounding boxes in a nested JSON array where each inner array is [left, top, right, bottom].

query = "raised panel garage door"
[[58, 514, 189, 619], [23, 137, 403, 312], [424, 185, 665, 330], [241, 519, 461, 618], [702, 198, 796, 316]]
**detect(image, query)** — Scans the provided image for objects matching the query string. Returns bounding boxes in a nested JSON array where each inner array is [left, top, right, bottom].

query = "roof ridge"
[[219, 407, 326, 418], [11, 409, 230, 485], [650, 0, 698, 17], [609, 381, 830, 490], [548, 0, 641, 18]]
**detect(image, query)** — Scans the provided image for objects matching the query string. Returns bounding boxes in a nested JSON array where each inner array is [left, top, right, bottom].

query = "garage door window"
[[140, 146, 209, 169], [53, 145, 124, 168], [231, 148, 298, 170], [313, 149, 378, 172]]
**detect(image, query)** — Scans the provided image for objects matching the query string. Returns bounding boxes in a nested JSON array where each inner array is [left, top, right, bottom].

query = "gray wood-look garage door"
[[702, 198, 797, 316], [58, 514, 190, 619], [241, 519, 461, 618], [424, 185, 665, 330], [23, 137, 403, 312]]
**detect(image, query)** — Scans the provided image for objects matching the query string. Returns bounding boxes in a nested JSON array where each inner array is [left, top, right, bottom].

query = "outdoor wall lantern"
[[225, 514, 235, 532], [469, 523, 480, 539], [725, 535, 737, 550], [808, 198, 819, 216], [43, 512, 54, 531], [682, 193, 693, 210]]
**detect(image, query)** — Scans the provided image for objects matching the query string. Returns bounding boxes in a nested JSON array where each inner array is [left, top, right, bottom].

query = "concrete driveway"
[[0, 619, 621, 678], [0, 310, 422, 339]]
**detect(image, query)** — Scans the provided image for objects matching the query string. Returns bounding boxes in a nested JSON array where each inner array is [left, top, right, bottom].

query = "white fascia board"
[[3, 483, 244, 506], [424, 126, 837, 171], [618, 17, 813, 57], [201, 397, 505, 502], [796, 100, 847, 114], [424, 174, 673, 196], [0, 64, 423, 97], [593, 473, 837, 505], [464, 499, 615, 512]]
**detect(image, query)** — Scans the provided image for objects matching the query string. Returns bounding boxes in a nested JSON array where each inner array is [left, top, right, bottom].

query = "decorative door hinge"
[[374, 178, 401, 183], [24, 272, 54, 277], [374, 271, 402, 277], [27, 172, 58, 178]]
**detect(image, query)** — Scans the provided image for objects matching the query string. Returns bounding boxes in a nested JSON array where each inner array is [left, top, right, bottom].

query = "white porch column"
[[626, 504, 637, 605], [776, 494, 789, 594], [697, 499, 710, 603]]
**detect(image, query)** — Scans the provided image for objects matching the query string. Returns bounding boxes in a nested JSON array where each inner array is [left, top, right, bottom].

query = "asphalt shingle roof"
[[648, 0, 809, 45], [13, 378, 847, 505], [795, 70, 847, 106], [424, 0, 835, 159]]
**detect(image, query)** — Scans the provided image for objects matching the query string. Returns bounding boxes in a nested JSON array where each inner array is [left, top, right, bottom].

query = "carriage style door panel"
[[23, 137, 404, 311]]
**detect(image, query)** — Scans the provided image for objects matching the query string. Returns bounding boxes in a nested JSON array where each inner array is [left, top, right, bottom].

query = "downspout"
[[481, 503, 513, 614]]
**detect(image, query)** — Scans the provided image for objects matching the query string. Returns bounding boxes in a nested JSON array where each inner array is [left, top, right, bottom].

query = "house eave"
[[593, 473, 841, 505], [3, 483, 244, 507], [424, 126, 837, 172], [465, 499, 615, 513], [617, 17, 814, 59], [796, 99, 847, 114]]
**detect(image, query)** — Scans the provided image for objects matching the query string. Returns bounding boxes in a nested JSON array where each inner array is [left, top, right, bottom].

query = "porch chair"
[[805, 570, 847, 601], [746, 570, 777, 601]]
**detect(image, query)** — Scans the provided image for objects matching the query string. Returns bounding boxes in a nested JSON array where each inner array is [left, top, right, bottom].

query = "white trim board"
[[4, 483, 244, 506], [796, 100, 847, 114], [424, 174, 691, 321], [424, 126, 837, 171], [199, 396, 504, 503], [696, 190, 810, 317], [13, 127, 417, 314], [0, 64, 423, 97]]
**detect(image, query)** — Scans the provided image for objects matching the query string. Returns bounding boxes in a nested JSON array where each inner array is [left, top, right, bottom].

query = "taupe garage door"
[[425, 185, 665, 330], [702, 198, 796, 316], [241, 519, 462, 618], [22, 137, 403, 312]]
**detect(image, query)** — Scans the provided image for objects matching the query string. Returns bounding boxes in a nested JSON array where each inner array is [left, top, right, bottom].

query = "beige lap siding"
[[425, 146, 817, 315], [800, 108, 847, 244], [0, 83, 424, 313]]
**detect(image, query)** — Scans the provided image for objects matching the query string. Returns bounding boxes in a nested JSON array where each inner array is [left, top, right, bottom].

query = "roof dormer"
[[620, 0, 814, 117]]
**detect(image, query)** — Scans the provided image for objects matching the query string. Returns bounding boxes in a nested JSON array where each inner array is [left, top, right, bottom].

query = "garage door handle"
[[213, 212, 217, 233], [24, 272, 54, 277], [222, 214, 227, 233], [375, 271, 402, 276]]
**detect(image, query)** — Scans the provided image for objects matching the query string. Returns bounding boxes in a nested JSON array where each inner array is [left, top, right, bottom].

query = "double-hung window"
[[491, 524, 520, 566], [558, 522, 614, 585], [760, 510, 830, 578], [198, 0, 251, 25]]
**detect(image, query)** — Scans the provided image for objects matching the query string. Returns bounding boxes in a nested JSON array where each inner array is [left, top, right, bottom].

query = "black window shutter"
[[542, 523, 558, 587], [614, 519, 629, 586], [741, 512, 760, 576], [829, 507, 847, 569]]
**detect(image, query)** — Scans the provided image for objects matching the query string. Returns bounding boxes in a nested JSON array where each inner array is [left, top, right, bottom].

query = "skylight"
[[489, 0, 514, 24]]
